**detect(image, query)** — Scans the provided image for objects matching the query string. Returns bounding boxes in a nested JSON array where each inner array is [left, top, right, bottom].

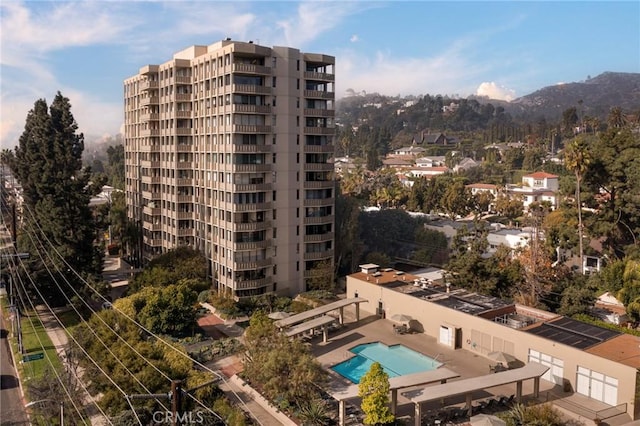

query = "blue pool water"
[[331, 342, 441, 384]]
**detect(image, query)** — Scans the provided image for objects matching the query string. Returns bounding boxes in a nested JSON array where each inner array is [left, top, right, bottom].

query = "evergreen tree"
[[358, 362, 394, 425], [8, 92, 103, 304]]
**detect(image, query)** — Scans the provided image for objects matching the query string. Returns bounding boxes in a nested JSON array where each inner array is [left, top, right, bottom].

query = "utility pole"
[[127, 378, 219, 425], [170, 380, 182, 426]]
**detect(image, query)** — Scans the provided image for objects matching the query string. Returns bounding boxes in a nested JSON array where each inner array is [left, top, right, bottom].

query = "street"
[[0, 300, 29, 425]]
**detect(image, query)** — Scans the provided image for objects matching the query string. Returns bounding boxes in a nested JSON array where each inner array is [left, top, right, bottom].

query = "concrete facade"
[[124, 40, 335, 299]]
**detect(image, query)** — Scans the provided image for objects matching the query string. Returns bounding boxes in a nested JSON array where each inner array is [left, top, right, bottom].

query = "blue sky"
[[1, 1, 639, 146]]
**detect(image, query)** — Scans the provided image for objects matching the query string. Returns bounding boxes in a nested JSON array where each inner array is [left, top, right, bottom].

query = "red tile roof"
[[524, 172, 558, 179]]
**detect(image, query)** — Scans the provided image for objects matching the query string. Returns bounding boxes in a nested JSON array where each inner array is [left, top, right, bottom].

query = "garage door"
[[576, 366, 618, 405]]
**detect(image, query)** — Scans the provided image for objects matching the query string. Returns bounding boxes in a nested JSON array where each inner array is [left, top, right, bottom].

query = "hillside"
[[504, 72, 640, 120]]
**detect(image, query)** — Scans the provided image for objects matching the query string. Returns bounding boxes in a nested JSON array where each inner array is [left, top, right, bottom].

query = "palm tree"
[[564, 137, 592, 274], [608, 106, 627, 129]]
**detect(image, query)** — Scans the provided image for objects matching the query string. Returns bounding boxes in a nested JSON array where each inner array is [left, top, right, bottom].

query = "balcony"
[[232, 84, 272, 95], [143, 236, 162, 246], [177, 211, 192, 220], [176, 76, 191, 84], [232, 220, 271, 231], [140, 96, 159, 106], [232, 143, 271, 153], [305, 163, 333, 171], [177, 228, 194, 237], [304, 90, 334, 100], [304, 144, 334, 153], [235, 239, 271, 250], [232, 124, 271, 134], [303, 198, 333, 207], [232, 63, 272, 75], [177, 144, 192, 152], [232, 104, 272, 114], [235, 277, 272, 290], [177, 194, 192, 202], [151, 222, 162, 231], [232, 183, 270, 192], [232, 164, 271, 173], [140, 129, 160, 137], [175, 110, 192, 119], [304, 108, 334, 117], [304, 126, 334, 135], [303, 250, 334, 261], [177, 177, 193, 186], [139, 113, 159, 121], [304, 180, 333, 189], [177, 161, 193, 169], [139, 80, 159, 91], [176, 128, 192, 135], [304, 232, 335, 243], [233, 202, 272, 212], [175, 93, 192, 101], [304, 214, 334, 225], [304, 71, 335, 82], [143, 206, 161, 216], [234, 258, 272, 270]]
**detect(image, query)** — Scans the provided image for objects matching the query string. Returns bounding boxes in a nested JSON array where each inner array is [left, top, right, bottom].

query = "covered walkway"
[[274, 297, 368, 329], [284, 315, 336, 343], [403, 362, 550, 426], [330, 368, 460, 426]]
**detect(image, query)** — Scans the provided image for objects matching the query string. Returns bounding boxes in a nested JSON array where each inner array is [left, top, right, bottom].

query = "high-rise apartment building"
[[123, 40, 335, 298]]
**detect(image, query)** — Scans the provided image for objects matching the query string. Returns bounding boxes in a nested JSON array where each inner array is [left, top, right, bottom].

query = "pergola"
[[284, 315, 336, 343], [274, 297, 368, 329], [329, 368, 460, 426], [402, 362, 550, 426]]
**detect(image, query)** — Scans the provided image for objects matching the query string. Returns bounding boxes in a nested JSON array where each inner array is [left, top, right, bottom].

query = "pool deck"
[[310, 307, 619, 425]]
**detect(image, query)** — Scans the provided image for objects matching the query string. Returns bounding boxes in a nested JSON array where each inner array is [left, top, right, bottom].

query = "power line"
[[10, 253, 144, 426], [18, 216, 173, 414], [10, 267, 90, 425], [20, 200, 238, 424]]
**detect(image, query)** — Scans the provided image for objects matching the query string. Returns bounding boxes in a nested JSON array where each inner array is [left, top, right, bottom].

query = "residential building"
[[486, 227, 532, 255], [347, 264, 640, 422], [506, 171, 559, 210], [124, 39, 335, 298], [416, 156, 446, 167]]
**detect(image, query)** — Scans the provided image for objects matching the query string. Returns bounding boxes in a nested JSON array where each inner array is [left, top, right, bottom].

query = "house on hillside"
[[506, 172, 559, 210], [487, 227, 533, 255], [593, 292, 630, 326], [453, 157, 480, 173], [416, 156, 446, 167], [423, 133, 450, 145], [332, 156, 357, 176], [392, 146, 426, 156], [408, 166, 449, 179], [466, 183, 498, 197], [382, 158, 412, 170]]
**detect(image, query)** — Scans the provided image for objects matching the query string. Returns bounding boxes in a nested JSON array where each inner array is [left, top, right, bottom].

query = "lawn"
[[16, 308, 63, 381]]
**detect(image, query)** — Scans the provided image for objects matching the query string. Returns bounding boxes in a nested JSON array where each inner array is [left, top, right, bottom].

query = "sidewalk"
[[36, 305, 107, 425]]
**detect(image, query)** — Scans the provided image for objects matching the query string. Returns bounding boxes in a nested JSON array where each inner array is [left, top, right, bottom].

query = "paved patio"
[[309, 307, 624, 425]]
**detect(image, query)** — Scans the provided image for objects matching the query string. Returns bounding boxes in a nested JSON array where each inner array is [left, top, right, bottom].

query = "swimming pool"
[[331, 342, 441, 384]]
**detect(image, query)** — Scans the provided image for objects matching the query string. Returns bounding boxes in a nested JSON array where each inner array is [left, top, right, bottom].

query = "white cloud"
[[350, 34, 359, 43], [475, 82, 516, 101], [277, 2, 365, 47], [335, 42, 493, 99]]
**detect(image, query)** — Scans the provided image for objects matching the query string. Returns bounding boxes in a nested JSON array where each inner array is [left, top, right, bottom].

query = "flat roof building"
[[124, 39, 335, 298], [347, 264, 640, 422]]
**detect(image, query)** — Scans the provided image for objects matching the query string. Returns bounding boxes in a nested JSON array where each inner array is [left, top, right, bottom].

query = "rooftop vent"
[[359, 263, 380, 275]]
